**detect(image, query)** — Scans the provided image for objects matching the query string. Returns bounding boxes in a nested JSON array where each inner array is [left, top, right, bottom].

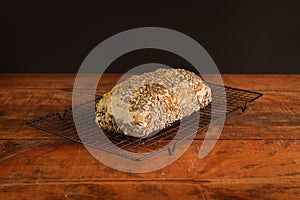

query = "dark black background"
[[1, 1, 300, 73]]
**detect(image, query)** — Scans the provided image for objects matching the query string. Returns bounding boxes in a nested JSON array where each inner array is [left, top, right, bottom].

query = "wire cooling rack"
[[27, 84, 262, 161]]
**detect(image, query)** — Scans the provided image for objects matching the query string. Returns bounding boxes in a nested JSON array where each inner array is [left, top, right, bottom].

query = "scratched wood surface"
[[0, 74, 299, 200]]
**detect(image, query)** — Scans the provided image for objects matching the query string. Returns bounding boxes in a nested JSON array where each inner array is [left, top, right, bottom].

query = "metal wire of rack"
[[26, 84, 262, 161]]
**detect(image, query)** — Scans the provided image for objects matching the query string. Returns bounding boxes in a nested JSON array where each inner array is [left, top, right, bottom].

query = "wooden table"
[[0, 74, 299, 199]]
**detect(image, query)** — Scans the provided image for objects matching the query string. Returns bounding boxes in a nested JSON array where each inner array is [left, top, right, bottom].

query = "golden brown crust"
[[96, 68, 212, 137]]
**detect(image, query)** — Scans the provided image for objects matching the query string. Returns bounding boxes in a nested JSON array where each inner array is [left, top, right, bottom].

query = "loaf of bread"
[[96, 68, 212, 137]]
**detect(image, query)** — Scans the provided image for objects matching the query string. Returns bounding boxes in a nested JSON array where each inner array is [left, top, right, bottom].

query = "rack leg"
[[241, 102, 250, 112]]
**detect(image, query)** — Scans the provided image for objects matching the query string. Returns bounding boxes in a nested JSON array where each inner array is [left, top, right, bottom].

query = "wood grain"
[[0, 74, 299, 199]]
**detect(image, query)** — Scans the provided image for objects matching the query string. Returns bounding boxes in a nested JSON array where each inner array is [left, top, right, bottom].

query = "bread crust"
[[96, 68, 212, 137]]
